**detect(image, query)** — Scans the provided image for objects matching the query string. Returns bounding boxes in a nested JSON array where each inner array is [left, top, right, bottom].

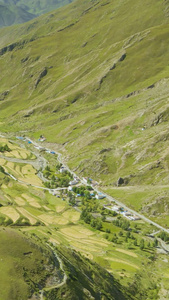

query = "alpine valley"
[[0, 0, 169, 299]]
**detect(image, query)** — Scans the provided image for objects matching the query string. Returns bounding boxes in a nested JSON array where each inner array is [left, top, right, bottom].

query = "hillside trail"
[[43, 244, 67, 291]]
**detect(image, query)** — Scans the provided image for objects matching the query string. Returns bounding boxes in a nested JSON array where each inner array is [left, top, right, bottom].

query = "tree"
[[102, 215, 106, 222], [147, 241, 151, 248], [133, 239, 137, 246], [153, 239, 158, 248], [95, 218, 102, 230], [0, 166, 5, 173], [126, 231, 130, 239], [118, 231, 123, 237], [140, 239, 145, 250]]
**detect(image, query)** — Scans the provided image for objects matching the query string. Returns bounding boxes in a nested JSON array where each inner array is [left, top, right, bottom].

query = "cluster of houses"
[[38, 135, 46, 142], [104, 204, 140, 221], [82, 177, 98, 186]]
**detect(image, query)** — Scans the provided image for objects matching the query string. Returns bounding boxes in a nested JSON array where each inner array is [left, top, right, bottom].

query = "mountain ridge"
[[0, 0, 74, 27]]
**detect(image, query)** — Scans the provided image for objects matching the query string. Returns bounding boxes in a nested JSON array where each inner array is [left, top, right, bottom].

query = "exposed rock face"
[[0, 91, 9, 101], [117, 177, 124, 186], [35, 67, 48, 88]]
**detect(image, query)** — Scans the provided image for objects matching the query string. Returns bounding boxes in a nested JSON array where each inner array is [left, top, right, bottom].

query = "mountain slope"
[[0, 0, 169, 224], [0, 0, 74, 27], [0, 227, 131, 300], [0, 4, 35, 27]]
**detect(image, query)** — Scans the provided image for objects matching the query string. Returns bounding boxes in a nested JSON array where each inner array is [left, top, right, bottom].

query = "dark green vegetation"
[[0, 227, 132, 300], [0, 0, 74, 27], [43, 163, 73, 188], [0, 143, 11, 152], [45, 246, 130, 300]]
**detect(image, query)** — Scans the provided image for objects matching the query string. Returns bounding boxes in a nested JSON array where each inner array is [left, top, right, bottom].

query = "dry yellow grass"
[[1, 184, 7, 189], [55, 204, 66, 213], [11, 150, 22, 158], [21, 193, 41, 208], [38, 214, 67, 225], [17, 207, 37, 225], [70, 240, 102, 252], [83, 238, 110, 247], [20, 165, 42, 186], [48, 237, 60, 245], [21, 164, 34, 175], [0, 138, 8, 144], [75, 227, 95, 236], [43, 205, 51, 211], [5, 162, 19, 177], [20, 151, 28, 159], [60, 227, 92, 239], [15, 197, 26, 206], [116, 248, 138, 258], [19, 176, 42, 186], [0, 207, 20, 222], [4, 195, 12, 203], [15, 165, 24, 177], [62, 210, 80, 222], [3, 152, 13, 158], [55, 217, 69, 225], [0, 158, 6, 165], [6, 161, 14, 169], [106, 257, 140, 270]]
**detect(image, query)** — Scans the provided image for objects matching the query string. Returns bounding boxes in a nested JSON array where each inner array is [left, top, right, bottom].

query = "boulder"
[[117, 177, 124, 186]]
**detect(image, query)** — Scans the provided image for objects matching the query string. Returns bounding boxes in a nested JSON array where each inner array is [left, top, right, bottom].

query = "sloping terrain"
[[0, 4, 35, 27], [0, 0, 74, 27], [0, 228, 130, 300], [0, 228, 57, 300], [2, 2, 169, 297], [1, 0, 74, 15], [0, 0, 169, 227], [1, 0, 169, 221]]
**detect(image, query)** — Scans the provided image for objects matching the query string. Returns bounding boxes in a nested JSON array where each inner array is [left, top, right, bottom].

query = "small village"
[[16, 135, 143, 223]]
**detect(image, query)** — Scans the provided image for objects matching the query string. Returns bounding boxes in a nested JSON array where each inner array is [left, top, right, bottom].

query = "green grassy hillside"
[[0, 228, 131, 300], [0, 0, 169, 223], [0, 228, 55, 300]]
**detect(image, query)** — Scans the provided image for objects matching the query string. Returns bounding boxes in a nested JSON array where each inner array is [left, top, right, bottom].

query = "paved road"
[[3, 134, 169, 235], [25, 136, 169, 235], [93, 188, 169, 234]]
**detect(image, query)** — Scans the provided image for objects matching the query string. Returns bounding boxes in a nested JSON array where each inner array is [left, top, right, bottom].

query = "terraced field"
[[0, 137, 169, 298]]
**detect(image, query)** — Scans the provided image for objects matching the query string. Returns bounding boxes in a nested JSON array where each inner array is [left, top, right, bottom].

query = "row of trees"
[[80, 209, 102, 230], [0, 144, 11, 153], [158, 231, 169, 242]]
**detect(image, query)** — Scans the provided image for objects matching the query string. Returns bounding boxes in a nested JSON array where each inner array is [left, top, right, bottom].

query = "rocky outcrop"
[[117, 177, 124, 186], [0, 90, 9, 101], [35, 67, 48, 88]]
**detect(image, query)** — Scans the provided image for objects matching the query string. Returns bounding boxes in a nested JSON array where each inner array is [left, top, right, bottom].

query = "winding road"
[[5, 134, 169, 235]]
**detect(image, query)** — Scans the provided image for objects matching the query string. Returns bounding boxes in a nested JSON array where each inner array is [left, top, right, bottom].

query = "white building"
[[60, 167, 67, 173], [96, 193, 106, 199]]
